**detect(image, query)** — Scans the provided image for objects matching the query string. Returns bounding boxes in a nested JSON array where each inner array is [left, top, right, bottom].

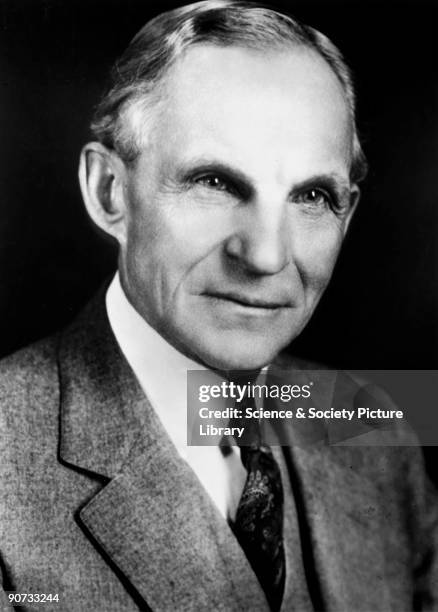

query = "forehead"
[[148, 44, 352, 179]]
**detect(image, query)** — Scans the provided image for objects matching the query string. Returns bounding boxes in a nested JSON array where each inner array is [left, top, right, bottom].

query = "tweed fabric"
[[0, 292, 437, 611]]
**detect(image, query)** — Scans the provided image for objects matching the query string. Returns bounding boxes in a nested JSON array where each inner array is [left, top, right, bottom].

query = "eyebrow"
[[178, 160, 255, 199], [178, 158, 351, 201]]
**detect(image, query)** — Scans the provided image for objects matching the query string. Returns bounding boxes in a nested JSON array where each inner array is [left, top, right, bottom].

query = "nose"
[[224, 199, 290, 276]]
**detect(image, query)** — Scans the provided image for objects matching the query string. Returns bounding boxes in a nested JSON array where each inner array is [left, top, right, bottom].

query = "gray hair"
[[91, 0, 368, 183]]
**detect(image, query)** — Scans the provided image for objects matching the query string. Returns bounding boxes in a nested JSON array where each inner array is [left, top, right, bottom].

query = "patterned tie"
[[229, 410, 286, 612]]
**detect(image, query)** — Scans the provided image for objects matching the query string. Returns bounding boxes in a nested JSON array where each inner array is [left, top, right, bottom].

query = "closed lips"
[[203, 292, 290, 308]]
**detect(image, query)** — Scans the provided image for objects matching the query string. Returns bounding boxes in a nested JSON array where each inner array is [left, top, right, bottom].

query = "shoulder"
[[0, 335, 59, 400], [0, 336, 64, 495], [0, 285, 108, 413], [275, 351, 420, 446], [0, 335, 60, 436]]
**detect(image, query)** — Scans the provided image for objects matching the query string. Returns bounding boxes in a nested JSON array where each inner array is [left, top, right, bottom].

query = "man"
[[0, 1, 437, 611]]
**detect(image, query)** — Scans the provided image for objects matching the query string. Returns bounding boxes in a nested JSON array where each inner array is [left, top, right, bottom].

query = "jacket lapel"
[[265, 360, 392, 611], [79, 424, 268, 611], [58, 292, 268, 611], [286, 443, 391, 611]]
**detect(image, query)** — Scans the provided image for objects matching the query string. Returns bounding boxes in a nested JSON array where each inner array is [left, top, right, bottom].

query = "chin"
[[172, 318, 302, 371], [191, 336, 288, 372], [202, 353, 272, 372]]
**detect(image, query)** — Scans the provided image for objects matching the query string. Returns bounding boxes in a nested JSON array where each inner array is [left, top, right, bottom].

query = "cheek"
[[120, 203, 172, 312], [124, 200, 232, 296], [295, 227, 344, 292]]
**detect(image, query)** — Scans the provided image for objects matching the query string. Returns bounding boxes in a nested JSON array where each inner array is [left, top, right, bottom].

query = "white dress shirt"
[[106, 273, 247, 520]]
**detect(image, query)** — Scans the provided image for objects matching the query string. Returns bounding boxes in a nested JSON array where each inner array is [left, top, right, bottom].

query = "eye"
[[295, 188, 332, 209], [195, 175, 230, 192]]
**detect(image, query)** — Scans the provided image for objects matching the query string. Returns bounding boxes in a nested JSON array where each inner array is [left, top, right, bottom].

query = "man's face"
[[118, 44, 357, 370]]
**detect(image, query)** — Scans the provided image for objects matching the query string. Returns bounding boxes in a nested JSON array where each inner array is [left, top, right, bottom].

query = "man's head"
[[79, 0, 367, 370]]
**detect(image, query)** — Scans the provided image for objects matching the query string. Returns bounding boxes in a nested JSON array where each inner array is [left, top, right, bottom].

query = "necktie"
[[229, 413, 286, 612]]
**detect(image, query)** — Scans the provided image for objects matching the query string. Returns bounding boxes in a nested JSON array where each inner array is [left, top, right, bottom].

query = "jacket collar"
[[58, 287, 150, 478]]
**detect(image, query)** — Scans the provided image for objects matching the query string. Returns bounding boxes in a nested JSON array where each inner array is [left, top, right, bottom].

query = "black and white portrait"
[[0, 1, 437, 610]]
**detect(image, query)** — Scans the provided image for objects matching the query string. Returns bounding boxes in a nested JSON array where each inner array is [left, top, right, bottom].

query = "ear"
[[343, 184, 361, 235], [78, 142, 128, 246]]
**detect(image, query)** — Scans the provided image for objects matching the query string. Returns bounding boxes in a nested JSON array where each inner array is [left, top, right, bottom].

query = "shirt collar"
[[106, 272, 205, 457]]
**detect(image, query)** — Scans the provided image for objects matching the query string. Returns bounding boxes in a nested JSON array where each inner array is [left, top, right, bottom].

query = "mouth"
[[202, 291, 291, 310]]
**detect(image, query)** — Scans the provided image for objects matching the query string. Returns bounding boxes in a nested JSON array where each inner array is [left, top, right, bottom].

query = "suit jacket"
[[0, 292, 437, 611]]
